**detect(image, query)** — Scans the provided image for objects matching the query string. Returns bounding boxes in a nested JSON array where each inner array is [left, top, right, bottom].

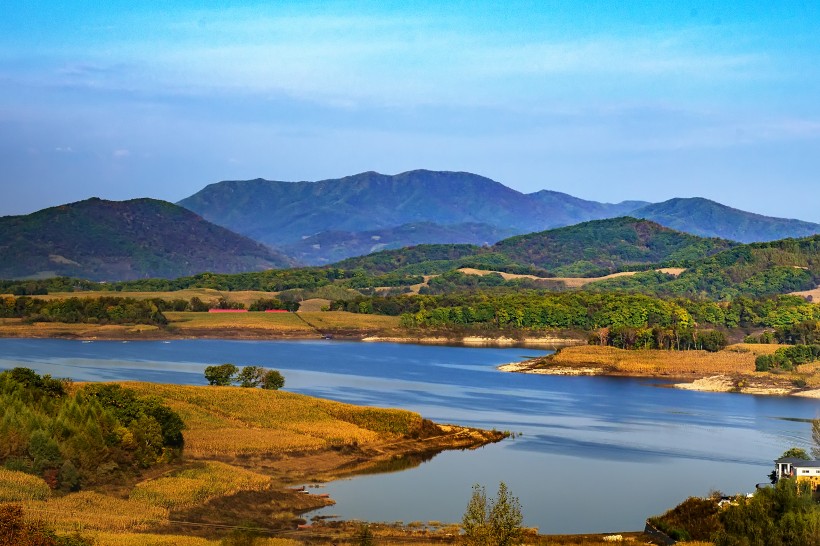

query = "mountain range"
[[179, 170, 820, 264], [0, 198, 293, 281], [2, 169, 820, 281]]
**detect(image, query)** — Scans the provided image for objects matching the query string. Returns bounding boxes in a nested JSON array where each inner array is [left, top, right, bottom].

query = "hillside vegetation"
[[0, 198, 292, 281]]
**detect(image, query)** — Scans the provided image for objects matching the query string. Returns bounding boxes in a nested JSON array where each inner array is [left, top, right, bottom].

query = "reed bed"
[[130, 462, 272, 510], [0, 469, 51, 501], [21, 491, 168, 532]]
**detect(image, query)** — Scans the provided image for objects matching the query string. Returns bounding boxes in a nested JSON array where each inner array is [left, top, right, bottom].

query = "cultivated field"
[[164, 311, 316, 336], [120, 382, 422, 458], [548, 344, 763, 375], [298, 310, 401, 331]]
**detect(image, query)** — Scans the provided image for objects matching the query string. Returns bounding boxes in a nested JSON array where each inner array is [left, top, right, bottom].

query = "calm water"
[[1, 338, 818, 533]]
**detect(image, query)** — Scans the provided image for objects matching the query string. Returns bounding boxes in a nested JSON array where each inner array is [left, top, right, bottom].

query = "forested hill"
[[631, 198, 820, 243], [178, 169, 820, 264], [333, 218, 736, 277], [0, 198, 293, 281], [492, 217, 736, 276], [587, 235, 820, 299]]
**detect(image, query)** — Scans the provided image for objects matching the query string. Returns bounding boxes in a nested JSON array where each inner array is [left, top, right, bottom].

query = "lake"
[[1, 338, 817, 533]]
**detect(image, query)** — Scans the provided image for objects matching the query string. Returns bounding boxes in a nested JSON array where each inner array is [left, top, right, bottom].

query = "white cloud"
[[113, 149, 130, 158]]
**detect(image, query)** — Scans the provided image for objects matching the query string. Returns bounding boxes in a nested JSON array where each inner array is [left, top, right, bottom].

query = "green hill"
[[492, 217, 737, 276], [335, 217, 736, 278], [0, 198, 293, 281]]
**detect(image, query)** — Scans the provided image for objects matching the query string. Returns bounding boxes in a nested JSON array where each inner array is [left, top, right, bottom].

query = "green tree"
[[781, 447, 811, 460], [260, 370, 285, 390], [355, 523, 375, 546], [237, 366, 264, 388], [812, 419, 820, 459], [462, 484, 489, 546], [204, 364, 238, 386], [462, 482, 523, 546]]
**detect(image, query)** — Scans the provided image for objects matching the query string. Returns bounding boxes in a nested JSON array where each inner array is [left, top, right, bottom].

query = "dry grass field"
[[130, 461, 273, 510], [299, 310, 401, 331], [164, 311, 316, 335], [457, 267, 686, 288], [0, 318, 160, 338], [0, 469, 51, 501], [83, 534, 299, 546], [121, 382, 422, 458], [21, 491, 169, 532], [548, 344, 765, 375]]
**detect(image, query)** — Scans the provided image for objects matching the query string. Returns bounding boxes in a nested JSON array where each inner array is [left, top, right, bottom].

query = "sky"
[[2, 1, 820, 221]]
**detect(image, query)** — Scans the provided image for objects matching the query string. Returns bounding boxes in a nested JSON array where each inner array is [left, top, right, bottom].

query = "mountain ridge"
[[179, 170, 819, 264]]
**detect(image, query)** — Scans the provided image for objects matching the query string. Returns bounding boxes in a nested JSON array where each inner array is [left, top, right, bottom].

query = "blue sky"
[[2, 1, 819, 221]]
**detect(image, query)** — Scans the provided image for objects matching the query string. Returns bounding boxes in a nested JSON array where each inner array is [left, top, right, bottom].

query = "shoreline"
[[0, 319, 585, 348], [498, 350, 820, 399]]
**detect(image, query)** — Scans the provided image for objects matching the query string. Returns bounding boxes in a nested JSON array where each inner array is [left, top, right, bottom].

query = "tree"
[[462, 482, 523, 546], [781, 447, 811, 460], [260, 369, 285, 390], [203, 364, 238, 386], [462, 484, 489, 546], [237, 366, 264, 388], [355, 524, 374, 546], [813, 419, 820, 459]]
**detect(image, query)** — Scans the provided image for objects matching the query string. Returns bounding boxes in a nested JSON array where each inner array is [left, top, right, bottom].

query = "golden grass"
[[120, 382, 422, 457], [0, 469, 51, 501], [164, 311, 315, 334], [130, 462, 272, 510], [0, 319, 160, 338], [21, 491, 168, 532], [39, 289, 279, 307], [549, 345, 757, 375], [81, 532, 216, 546], [83, 533, 299, 546], [726, 343, 781, 356], [297, 298, 332, 312], [299, 311, 400, 330]]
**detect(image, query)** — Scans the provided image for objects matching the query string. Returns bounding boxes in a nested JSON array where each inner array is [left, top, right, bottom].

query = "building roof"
[[775, 457, 820, 467]]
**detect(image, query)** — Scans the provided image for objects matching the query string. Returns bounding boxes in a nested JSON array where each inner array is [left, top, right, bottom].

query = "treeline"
[[0, 296, 167, 325], [0, 369, 184, 491], [0, 268, 426, 294], [377, 292, 820, 333]]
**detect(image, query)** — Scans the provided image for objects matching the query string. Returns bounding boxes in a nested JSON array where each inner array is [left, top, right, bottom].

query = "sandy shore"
[[500, 359, 817, 398], [362, 335, 583, 348]]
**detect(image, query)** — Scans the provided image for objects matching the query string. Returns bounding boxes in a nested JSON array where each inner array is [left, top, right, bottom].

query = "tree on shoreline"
[[462, 482, 523, 546]]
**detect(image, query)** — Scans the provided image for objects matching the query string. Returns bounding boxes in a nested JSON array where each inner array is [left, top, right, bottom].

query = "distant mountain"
[[335, 217, 736, 277], [0, 198, 293, 281], [631, 198, 820, 243], [280, 222, 518, 265], [178, 170, 645, 262]]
